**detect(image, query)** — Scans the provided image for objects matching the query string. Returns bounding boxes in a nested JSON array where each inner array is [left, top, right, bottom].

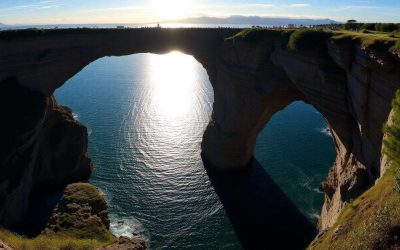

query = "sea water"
[[55, 52, 335, 249]]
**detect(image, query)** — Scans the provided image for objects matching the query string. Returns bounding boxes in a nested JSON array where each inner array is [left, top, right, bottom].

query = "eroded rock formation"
[[0, 28, 399, 239], [0, 77, 92, 229], [202, 35, 400, 230]]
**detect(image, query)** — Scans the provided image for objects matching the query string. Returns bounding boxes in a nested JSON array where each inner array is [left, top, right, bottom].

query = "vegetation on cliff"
[[227, 27, 400, 56], [287, 29, 331, 51], [309, 166, 400, 250], [383, 91, 400, 168], [309, 93, 400, 250], [0, 183, 116, 250]]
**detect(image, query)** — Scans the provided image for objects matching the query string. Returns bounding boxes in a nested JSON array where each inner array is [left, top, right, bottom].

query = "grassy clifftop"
[[228, 28, 400, 55]]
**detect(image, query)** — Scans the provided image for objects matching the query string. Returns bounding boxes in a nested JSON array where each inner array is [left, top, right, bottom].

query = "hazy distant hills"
[[170, 15, 338, 26]]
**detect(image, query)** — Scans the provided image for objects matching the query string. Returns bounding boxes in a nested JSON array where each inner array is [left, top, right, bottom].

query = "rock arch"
[[202, 37, 400, 230], [1, 28, 399, 231]]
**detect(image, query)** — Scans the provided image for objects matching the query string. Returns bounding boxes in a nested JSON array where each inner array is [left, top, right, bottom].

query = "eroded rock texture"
[[202, 37, 400, 230], [0, 78, 92, 229], [0, 29, 399, 235], [44, 183, 112, 242]]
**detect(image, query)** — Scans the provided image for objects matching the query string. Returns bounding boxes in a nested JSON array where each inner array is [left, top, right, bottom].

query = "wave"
[[300, 174, 323, 194], [308, 212, 321, 220], [109, 214, 151, 245], [321, 126, 332, 137], [72, 112, 79, 120]]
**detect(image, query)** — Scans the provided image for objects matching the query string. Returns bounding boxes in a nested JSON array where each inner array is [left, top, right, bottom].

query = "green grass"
[[393, 40, 400, 54], [226, 28, 283, 42], [226, 28, 400, 56], [62, 183, 104, 205], [43, 183, 114, 242], [0, 228, 114, 250], [309, 166, 400, 250], [287, 29, 332, 52], [330, 30, 400, 53], [0, 183, 116, 249], [310, 91, 400, 249], [383, 91, 400, 167]]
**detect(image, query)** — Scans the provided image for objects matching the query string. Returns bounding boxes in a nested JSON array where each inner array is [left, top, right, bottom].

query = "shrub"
[[392, 40, 400, 54], [383, 90, 400, 167], [280, 30, 295, 47], [227, 28, 282, 42], [360, 29, 371, 34], [381, 23, 399, 32], [287, 29, 332, 52], [360, 23, 377, 31], [375, 23, 399, 32]]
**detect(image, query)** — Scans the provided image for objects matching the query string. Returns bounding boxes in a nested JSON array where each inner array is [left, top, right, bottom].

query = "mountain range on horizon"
[[0, 15, 339, 27], [166, 15, 339, 26]]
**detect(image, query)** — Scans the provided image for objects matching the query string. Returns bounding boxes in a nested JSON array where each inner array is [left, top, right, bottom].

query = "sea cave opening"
[[49, 52, 336, 249]]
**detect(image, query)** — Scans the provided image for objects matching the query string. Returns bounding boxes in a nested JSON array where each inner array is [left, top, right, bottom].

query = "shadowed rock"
[[0, 28, 399, 236]]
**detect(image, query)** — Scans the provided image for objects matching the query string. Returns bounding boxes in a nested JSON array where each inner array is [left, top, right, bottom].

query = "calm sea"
[[54, 52, 335, 249]]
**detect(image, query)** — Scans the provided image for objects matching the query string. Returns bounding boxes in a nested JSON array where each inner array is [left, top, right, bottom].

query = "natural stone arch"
[[0, 28, 241, 95], [201, 38, 386, 230], [1, 29, 399, 233]]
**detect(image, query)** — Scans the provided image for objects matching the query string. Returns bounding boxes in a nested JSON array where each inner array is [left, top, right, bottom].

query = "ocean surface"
[[54, 52, 336, 249]]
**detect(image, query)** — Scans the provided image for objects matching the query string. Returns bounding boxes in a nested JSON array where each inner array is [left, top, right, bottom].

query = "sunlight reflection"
[[146, 51, 199, 118]]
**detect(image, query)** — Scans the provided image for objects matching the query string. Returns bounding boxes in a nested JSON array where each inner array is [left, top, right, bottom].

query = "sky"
[[0, 0, 399, 25]]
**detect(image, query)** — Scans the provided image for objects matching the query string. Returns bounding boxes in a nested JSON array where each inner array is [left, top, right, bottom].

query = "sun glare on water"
[[145, 51, 200, 118], [151, 0, 194, 20]]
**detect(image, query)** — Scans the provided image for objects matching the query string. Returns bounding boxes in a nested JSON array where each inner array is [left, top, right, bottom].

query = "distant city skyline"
[[0, 0, 399, 25]]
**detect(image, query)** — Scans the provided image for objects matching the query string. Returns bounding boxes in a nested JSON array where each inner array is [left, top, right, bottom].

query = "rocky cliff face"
[[0, 77, 92, 229], [202, 35, 400, 230], [0, 28, 399, 239]]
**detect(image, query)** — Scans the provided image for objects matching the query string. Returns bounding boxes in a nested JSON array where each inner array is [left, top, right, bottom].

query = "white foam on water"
[[72, 112, 79, 120], [109, 214, 150, 246], [320, 126, 332, 137], [308, 212, 321, 220], [313, 187, 324, 194]]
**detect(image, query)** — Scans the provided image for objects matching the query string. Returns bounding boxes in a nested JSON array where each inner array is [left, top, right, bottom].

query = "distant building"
[[116, 26, 125, 29], [288, 24, 295, 28]]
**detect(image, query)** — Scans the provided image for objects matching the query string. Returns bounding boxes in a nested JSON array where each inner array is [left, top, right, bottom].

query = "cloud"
[[0, 0, 60, 12], [284, 4, 310, 8]]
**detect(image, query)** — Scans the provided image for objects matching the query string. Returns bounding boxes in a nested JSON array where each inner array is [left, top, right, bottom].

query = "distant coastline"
[[0, 15, 339, 30]]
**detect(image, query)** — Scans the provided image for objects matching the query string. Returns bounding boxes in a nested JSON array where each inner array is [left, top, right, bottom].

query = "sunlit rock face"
[[0, 28, 399, 234], [202, 37, 400, 230]]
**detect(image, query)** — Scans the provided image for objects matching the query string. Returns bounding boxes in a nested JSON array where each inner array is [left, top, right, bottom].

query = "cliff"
[[0, 28, 399, 248], [0, 77, 92, 229], [202, 29, 400, 230]]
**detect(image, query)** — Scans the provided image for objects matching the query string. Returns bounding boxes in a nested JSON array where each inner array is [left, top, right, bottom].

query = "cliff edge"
[[0, 28, 399, 248]]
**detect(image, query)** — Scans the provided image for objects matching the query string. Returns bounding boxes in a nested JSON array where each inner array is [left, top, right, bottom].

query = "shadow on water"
[[202, 155, 317, 250]]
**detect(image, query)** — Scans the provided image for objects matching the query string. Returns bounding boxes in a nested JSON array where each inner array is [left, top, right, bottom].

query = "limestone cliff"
[[202, 30, 400, 230], [0, 28, 399, 244]]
